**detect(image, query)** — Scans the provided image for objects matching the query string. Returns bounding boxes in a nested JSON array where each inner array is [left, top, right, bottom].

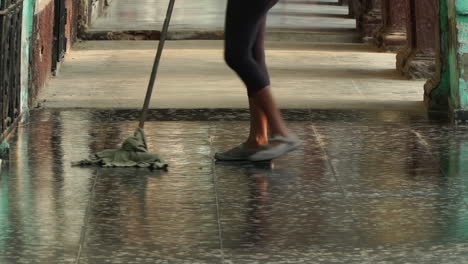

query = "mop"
[[0, 141, 9, 163], [73, 0, 176, 170], [0, 141, 9, 159]]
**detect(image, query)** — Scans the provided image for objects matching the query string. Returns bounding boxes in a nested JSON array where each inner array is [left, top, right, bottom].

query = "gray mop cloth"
[[0, 140, 9, 160], [73, 128, 168, 170]]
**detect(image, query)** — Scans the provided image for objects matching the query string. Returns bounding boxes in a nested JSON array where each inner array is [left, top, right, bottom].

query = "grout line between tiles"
[[311, 125, 348, 199], [74, 168, 100, 264], [410, 129, 467, 205], [311, 124, 371, 260], [209, 133, 226, 263]]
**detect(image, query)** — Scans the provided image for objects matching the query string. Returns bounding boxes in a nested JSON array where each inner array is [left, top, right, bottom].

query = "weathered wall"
[[29, 0, 54, 106], [454, 0, 468, 109], [448, 0, 468, 110], [456, 0, 468, 55], [77, 0, 109, 36], [425, 0, 468, 115], [20, 0, 35, 112], [77, 0, 90, 33], [463, 54, 468, 82], [28, 0, 81, 106], [66, 0, 79, 50], [355, 0, 383, 41]]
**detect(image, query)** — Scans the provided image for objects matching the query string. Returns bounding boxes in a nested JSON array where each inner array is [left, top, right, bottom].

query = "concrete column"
[[425, 0, 468, 121], [374, 0, 407, 51], [396, 0, 437, 79], [356, 0, 382, 41]]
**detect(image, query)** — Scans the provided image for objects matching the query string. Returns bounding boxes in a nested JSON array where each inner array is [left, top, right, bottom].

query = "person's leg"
[[246, 16, 269, 148], [224, 1, 271, 98], [224, 0, 271, 149], [243, 1, 301, 161], [217, 0, 297, 161], [249, 12, 290, 141], [251, 87, 290, 139], [246, 98, 269, 148]]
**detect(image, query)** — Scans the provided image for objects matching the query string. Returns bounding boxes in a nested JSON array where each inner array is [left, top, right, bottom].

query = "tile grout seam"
[[311, 124, 371, 258], [74, 168, 100, 264], [410, 129, 468, 208], [209, 133, 226, 263], [311, 125, 348, 199]]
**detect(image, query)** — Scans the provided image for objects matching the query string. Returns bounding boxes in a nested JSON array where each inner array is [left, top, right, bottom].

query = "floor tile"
[[4, 109, 468, 263], [350, 197, 468, 246], [314, 124, 462, 196], [0, 116, 97, 263]]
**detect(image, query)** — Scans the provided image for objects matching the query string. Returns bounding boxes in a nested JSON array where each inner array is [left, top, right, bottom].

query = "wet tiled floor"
[[90, 0, 355, 33], [1, 109, 468, 263]]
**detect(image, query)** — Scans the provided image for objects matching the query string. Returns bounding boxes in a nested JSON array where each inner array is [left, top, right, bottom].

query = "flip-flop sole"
[[248, 140, 301, 162]]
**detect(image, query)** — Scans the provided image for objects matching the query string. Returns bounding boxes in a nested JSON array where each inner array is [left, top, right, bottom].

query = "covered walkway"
[[39, 40, 424, 110], [2, 0, 468, 263], [44, 0, 422, 111]]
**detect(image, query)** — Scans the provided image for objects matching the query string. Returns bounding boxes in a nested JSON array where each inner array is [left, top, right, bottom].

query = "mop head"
[[73, 128, 168, 170], [0, 140, 9, 160]]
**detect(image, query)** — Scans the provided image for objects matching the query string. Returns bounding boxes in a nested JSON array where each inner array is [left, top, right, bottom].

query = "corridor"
[[39, 40, 424, 110], [2, 0, 468, 263]]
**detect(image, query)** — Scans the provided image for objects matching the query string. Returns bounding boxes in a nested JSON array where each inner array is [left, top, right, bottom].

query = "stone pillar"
[[425, 0, 468, 120], [352, 0, 363, 21], [356, 0, 382, 41], [348, 0, 356, 17], [374, 0, 407, 51], [345, 0, 356, 17], [396, 0, 437, 79]]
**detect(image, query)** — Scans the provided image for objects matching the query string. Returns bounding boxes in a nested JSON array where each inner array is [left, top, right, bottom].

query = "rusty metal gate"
[[52, 0, 67, 72], [0, 0, 23, 140]]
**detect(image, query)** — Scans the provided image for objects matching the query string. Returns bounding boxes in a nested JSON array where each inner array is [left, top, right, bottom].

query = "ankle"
[[245, 137, 268, 148], [271, 131, 289, 139]]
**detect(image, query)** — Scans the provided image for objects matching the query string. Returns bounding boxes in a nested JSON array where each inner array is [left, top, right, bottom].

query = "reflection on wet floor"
[[1, 109, 468, 263]]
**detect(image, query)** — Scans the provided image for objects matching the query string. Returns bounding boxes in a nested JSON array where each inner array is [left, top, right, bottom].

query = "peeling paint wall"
[[77, 0, 90, 32], [426, 0, 468, 112], [454, 0, 468, 108], [28, 0, 81, 106], [21, 0, 34, 112], [456, 0, 468, 76], [77, 0, 108, 36], [463, 54, 468, 82], [30, 0, 54, 106], [66, 0, 79, 50]]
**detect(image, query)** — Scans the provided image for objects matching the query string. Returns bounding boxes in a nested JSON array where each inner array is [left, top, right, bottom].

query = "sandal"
[[248, 136, 301, 162], [215, 143, 268, 161]]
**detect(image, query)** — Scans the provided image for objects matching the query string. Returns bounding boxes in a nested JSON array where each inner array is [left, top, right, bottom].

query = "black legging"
[[224, 0, 279, 97]]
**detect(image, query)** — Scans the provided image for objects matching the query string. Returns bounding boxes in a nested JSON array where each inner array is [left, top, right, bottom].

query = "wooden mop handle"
[[139, 0, 176, 129]]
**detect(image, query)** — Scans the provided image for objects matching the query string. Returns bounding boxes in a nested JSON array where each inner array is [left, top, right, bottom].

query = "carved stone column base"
[[360, 14, 382, 41], [374, 31, 406, 52], [349, 2, 355, 18], [396, 45, 412, 69], [423, 74, 449, 111], [397, 50, 436, 79]]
